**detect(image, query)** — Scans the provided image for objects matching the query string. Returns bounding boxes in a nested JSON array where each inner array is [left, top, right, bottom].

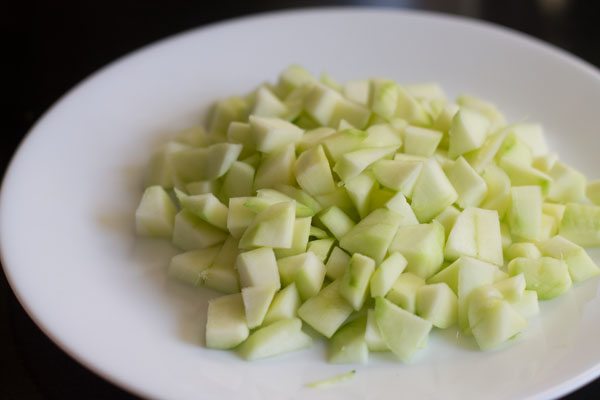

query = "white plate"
[[2, 8, 600, 400]]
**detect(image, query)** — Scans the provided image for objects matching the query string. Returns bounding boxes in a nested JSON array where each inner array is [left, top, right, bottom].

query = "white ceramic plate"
[[2, 8, 600, 400]]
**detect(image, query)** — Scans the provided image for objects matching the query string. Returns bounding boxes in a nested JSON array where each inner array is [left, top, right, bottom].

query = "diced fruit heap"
[[135, 66, 600, 363]]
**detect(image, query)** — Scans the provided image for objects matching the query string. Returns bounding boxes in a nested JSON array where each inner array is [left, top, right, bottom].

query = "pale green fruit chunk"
[[238, 318, 312, 360], [239, 201, 295, 249], [365, 309, 388, 352], [236, 247, 280, 289], [403, 126, 443, 157], [363, 124, 403, 147], [248, 115, 304, 153], [339, 253, 376, 310], [304, 83, 345, 126], [405, 83, 447, 101], [374, 297, 433, 362], [319, 206, 356, 240], [371, 159, 423, 198], [416, 283, 458, 328], [340, 208, 404, 263], [168, 246, 221, 286], [543, 202, 566, 224], [221, 161, 255, 199], [296, 127, 336, 152], [252, 190, 314, 218], [203, 235, 240, 293], [532, 152, 558, 172], [480, 164, 511, 218], [186, 179, 221, 196], [505, 242, 541, 262], [495, 133, 533, 166], [389, 222, 445, 279], [171, 143, 242, 182], [344, 79, 370, 105], [242, 286, 277, 328], [587, 180, 600, 205], [445, 208, 503, 266], [467, 286, 526, 350], [383, 192, 419, 226], [326, 246, 351, 280], [298, 280, 354, 338], [226, 197, 256, 238], [386, 272, 425, 313], [309, 225, 329, 239], [508, 186, 543, 242], [206, 293, 249, 349], [332, 99, 372, 130], [304, 237, 333, 261], [172, 210, 228, 251], [510, 290, 539, 318], [173, 126, 211, 147], [559, 203, 600, 247], [395, 86, 431, 126], [411, 159, 458, 223], [322, 129, 368, 163], [511, 123, 548, 157], [251, 86, 288, 118], [328, 316, 369, 364], [501, 222, 512, 251], [464, 128, 509, 174], [208, 96, 249, 135], [456, 94, 506, 130], [344, 172, 378, 219], [227, 122, 255, 158], [434, 205, 461, 240], [277, 65, 316, 96], [333, 146, 398, 182], [254, 143, 296, 190], [295, 145, 337, 196], [448, 108, 490, 159], [283, 251, 326, 301], [446, 157, 488, 208], [275, 184, 323, 214], [492, 274, 526, 303], [274, 217, 312, 258], [537, 235, 600, 283], [263, 283, 302, 325], [135, 186, 177, 237], [315, 187, 357, 220], [370, 252, 408, 298], [508, 257, 572, 300], [432, 103, 459, 137], [500, 158, 552, 195], [175, 190, 228, 230], [370, 80, 398, 120]]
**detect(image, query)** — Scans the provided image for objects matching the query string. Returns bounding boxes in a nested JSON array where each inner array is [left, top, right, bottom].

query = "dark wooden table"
[[2, 1, 599, 398]]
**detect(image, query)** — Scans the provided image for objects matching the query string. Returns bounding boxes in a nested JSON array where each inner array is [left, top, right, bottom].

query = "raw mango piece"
[[456, 95, 506, 129], [434, 205, 461, 239], [298, 280, 355, 338], [559, 203, 600, 247], [416, 283, 458, 328], [294, 252, 327, 301], [322, 129, 368, 163], [365, 309, 388, 351], [448, 108, 490, 159], [135, 186, 177, 237], [175, 191, 229, 230], [326, 246, 351, 280], [371, 159, 423, 198], [495, 133, 533, 166], [492, 274, 526, 303], [511, 123, 548, 157], [432, 103, 459, 137], [254, 143, 296, 190], [389, 222, 445, 279], [253, 190, 314, 218], [328, 316, 369, 364], [203, 235, 240, 293], [206, 293, 249, 349], [369, 188, 396, 212], [227, 197, 256, 238], [277, 65, 316, 96], [221, 161, 255, 199], [363, 124, 403, 147], [403, 126, 443, 157], [171, 143, 242, 182], [309, 226, 329, 239], [295, 145, 337, 196], [263, 283, 302, 325], [386, 272, 426, 313], [370, 253, 408, 298], [344, 79, 370, 105], [239, 201, 295, 249], [370, 80, 398, 120], [315, 187, 358, 220], [344, 172, 378, 219], [446, 157, 488, 208], [173, 126, 211, 147], [276, 184, 323, 214], [533, 152, 558, 172], [537, 235, 600, 283], [332, 99, 372, 129], [510, 290, 539, 319], [307, 238, 335, 262], [508, 186, 543, 242], [248, 115, 303, 153], [172, 210, 228, 250], [540, 214, 558, 241], [319, 206, 356, 240], [587, 180, 600, 205], [208, 96, 249, 136], [236, 247, 281, 289], [467, 286, 526, 350], [227, 122, 255, 158], [505, 242, 542, 262], [251, 86, 288, 118], [238, 318, 312, 360], [242, 286, 277, 328], [464, 129, 509, 174], [406, 83, 446, 101], [374, 297, 433, 362], [186, 179, 221, 196], [168, 246, 221, 286], [145, 141, 190, 188], [543, 202, 566, 224], [395, 86, 431, 126], [304, 83, 345, 126], [296, 127, 336, 152], [339, 253, 376, 310], [275, 217, 312, 258], [411, 159, 458, 223], [508, 257, 572, 300], [340, 208, 403, 263], [383, 192, 419, 226], [500, 158, 552, 195], [480, 164, 511, 218], [445, 208, 503, 266], [333, 146, 398, 182]]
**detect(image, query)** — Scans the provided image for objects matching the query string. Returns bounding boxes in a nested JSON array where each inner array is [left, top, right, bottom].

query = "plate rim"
[[2, 6, 600, 400]]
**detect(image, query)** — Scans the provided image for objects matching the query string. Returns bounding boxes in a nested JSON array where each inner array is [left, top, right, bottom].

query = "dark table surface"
[[2, 1, 600, 399]]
